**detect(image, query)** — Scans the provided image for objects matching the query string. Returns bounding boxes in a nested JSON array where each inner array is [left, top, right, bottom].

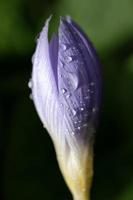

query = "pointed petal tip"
[[59, 16, 71, 34], [59, 16, 70, 25], [65, 15, 72, 22], [60, 15, 72, 23], [59, 16, 64, 24], [46, 15, 53, 23], [42, 15, 52, 31]]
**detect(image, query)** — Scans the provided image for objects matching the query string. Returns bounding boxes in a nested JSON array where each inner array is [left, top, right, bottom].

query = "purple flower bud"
[[30, 16, 102, 200]]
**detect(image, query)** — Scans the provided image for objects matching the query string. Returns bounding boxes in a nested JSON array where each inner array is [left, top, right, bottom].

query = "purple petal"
[[65, 16, 102, 111], [31, 15, 102, 149], [31, 16, 58, 131], [57, 17, 101, 143]]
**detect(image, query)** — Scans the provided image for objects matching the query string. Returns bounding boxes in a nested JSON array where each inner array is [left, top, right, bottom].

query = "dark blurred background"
[[0, 0, 133, 199]]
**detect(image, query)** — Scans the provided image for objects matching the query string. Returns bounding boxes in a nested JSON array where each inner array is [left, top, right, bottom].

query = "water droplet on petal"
[[90, 82, 94, 86], [68, 73, 79, 90], [68, 56, 72, 62], [72, 131, 75, 136], [72, 109, 77, 116], [66, 94, 70, 98], [78, 126, 81, 130], [80, 107, 84, 111], [60, 62, 64, 67], [28, 79, 33, 88], [59, 73, 62, 78], [62, 88, 67, 94], [62, 44, 67, 51]]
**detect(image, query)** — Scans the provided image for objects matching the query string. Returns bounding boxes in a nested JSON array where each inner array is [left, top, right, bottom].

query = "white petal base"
[[54, 141, 93, 200]]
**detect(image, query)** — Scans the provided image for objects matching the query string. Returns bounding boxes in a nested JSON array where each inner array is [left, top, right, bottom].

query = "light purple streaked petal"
[[32, 16, 58, 132]]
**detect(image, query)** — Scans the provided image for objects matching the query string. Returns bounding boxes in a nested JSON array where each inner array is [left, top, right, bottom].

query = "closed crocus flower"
[[30, 16, 101, 200]]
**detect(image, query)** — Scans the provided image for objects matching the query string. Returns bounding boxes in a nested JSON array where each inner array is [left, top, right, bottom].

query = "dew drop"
[[72, 131, 75, 136], [90, 82, 94, 86], [68, 56, 72, 62], [68, 73, 79, 90], [28, 79, 33, 89], [78, 126, 81, 130], [80, 107, 84, 111], [66, 94, 70, 98], [62, 88, 67, 94], [60, 62, 64, 68], [62, 44, 67, 51], [72, 109, 77, 116], [59, 74, 62, 78]]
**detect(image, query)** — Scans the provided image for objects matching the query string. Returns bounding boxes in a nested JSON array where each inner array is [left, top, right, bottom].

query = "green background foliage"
[[0, 0, 133, 199]]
